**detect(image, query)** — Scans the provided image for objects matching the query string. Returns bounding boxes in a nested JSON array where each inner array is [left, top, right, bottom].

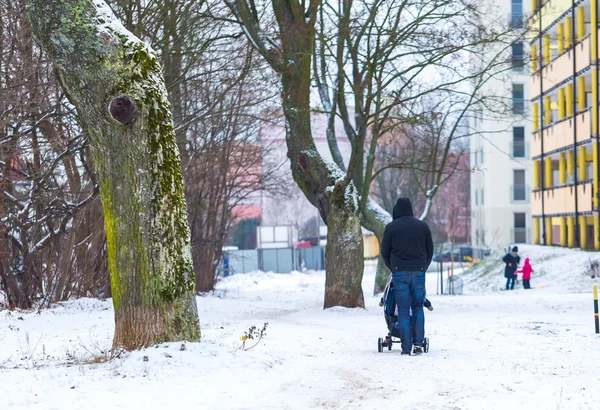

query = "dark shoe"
[[401, 351, 411, 356], [412, 345, 423, 355]]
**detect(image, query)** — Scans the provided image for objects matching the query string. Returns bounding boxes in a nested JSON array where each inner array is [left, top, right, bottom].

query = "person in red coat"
[[517, 257, 533, 289]]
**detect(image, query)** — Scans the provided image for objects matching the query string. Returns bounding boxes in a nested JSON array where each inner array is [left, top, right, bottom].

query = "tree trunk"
[[273, 5, 364, 308], [25, 0, 200, 349], [324, 188, 364, 308]]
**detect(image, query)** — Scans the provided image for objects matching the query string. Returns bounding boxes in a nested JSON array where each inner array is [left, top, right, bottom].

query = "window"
[[514, 213, 527, 243], [513, 169, 526, 201], [475, 190, 478, 206], [513, 84, 525, 114], [481, 188, 484, 205], [512, 42, 524, 71], [511, 0, 523, 28], [514, 213, 526, 228], [513, 127, 525, 157], [480, 149, 484, 164]]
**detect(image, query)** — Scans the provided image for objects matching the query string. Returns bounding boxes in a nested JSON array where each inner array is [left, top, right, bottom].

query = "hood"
[[393, 197, 414, 220], [524, 257, 531, 266]]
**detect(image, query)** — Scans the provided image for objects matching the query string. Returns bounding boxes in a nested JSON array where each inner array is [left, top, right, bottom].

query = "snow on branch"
[[419, 185, 438, 221]]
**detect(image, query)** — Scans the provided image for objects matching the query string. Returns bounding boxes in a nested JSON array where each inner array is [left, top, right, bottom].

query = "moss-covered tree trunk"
[[25, 0, 200, 349]]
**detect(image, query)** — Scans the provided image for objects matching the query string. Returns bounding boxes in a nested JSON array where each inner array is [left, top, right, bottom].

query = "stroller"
[[377, 279, 430, 353]]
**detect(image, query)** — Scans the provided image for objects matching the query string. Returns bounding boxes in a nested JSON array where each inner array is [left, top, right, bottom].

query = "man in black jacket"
[[502, 246, 520, 290], [381, 197, 434, 355]]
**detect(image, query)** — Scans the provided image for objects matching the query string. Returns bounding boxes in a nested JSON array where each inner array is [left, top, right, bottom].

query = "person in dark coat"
[[503, 246, 521, 290], [381, 197, 434, 355]]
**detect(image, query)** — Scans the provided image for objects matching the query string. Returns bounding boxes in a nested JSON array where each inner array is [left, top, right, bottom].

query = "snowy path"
[[2, 260, 600, 410]]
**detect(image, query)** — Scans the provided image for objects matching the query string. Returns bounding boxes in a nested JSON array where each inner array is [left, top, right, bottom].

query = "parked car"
[[432, 251, 461, 263], [432, 246, 491, 263]]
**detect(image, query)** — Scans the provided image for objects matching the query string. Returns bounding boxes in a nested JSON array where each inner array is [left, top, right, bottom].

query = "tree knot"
[[297, 153, 309, 171], [109, 95, 138, 125]]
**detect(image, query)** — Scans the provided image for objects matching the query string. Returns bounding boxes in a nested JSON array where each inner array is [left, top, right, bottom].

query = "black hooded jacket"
[[380, 198, 434, 272]]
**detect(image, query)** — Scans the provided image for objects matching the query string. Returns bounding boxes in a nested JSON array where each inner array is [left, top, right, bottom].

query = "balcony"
[[530, 35, 591, 99], [532, 182, 594, 215], [531, 109, 591, 157], [511, 184, 529, 202]]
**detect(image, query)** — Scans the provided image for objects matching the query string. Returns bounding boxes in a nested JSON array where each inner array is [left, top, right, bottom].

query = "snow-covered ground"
[[2, 245, 600, 410], [462, 244, 600, 294]]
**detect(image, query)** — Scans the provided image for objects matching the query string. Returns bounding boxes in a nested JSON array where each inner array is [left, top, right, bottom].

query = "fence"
[[260, 248, 294, 273], [222, 246, 326, 275], [226, 249, 259, 275]]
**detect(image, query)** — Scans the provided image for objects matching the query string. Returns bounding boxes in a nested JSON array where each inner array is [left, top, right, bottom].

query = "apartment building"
[[530, 0, 600, 249], [471, 0, 533, 249]]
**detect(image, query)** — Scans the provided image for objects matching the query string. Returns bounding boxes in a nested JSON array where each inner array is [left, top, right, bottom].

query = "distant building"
[[529, 0, 600, 249], [258, 111, 352, 233], [470, 0, 533, 248]]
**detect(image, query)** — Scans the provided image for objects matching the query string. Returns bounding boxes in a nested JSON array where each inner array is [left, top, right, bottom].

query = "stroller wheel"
[[423, 337, 429, 353], [378, 337, 383, 353]]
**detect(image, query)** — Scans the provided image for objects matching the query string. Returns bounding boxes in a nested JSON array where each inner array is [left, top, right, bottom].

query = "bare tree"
[[1, 0, 107, 309], [227, 0, 365, 308], [25, 0, 200, 349], [185, 49, 284, 292], [312, 0, 523, 292]]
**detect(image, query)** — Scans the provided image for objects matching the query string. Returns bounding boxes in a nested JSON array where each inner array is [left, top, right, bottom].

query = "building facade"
[[471, 0, 534, 249], [530, 0, 600, 249]]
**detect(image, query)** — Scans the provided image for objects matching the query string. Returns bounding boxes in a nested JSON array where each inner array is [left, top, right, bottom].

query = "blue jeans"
[[506, 277, 515, 290], [392, 271, 426, 353]]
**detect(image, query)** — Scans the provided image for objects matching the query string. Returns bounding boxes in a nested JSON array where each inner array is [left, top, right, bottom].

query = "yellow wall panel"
[[577, 7, 586, 40], [578, 77, 586, 111], [566, 83, 573, 116], [559, 152, 566, 184], [579, 146, 587, 180], [568, 216, 575, 247]]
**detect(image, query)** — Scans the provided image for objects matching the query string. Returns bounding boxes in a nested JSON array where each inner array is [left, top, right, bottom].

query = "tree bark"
[[25, 0, 200, 349], [324, 190, 364, 308]]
